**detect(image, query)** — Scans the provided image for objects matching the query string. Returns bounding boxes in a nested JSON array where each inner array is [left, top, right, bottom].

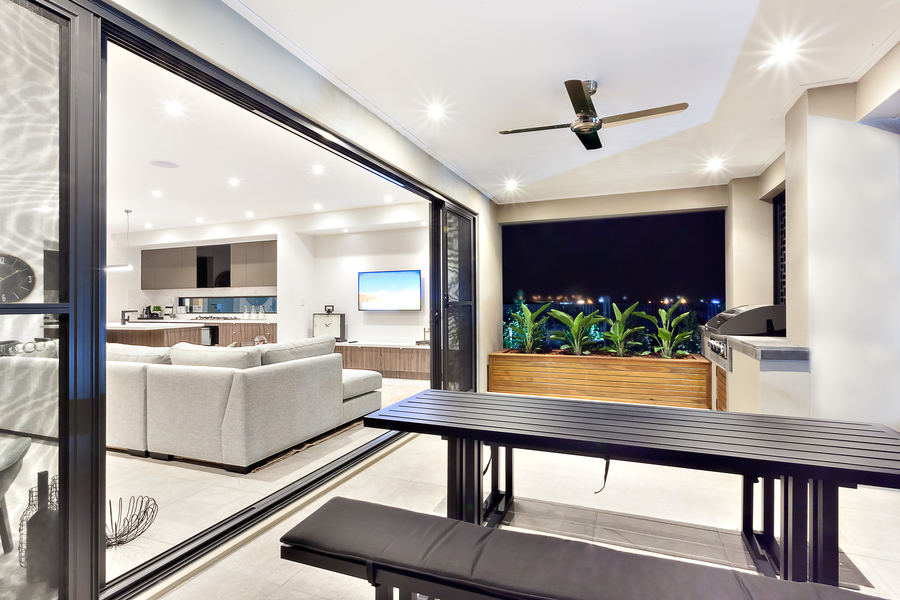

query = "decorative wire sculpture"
[[106, 496, 158, 547], [18, 475, 59, 568]]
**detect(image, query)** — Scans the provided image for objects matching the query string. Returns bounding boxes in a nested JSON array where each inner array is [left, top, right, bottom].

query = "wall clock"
[[0, 254, 36, 304], [313, 312, 346, 342]]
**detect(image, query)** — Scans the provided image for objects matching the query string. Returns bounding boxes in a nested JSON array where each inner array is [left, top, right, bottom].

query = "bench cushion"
[[282, 497, 877, 600], [341, 369, 382, 400]]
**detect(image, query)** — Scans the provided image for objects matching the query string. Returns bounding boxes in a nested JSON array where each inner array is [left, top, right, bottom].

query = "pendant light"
[[106, 209, 134, 271]]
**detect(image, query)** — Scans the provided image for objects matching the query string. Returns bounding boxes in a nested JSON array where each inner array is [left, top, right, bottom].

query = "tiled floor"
[[156, 431, 900, 600], [105, 378, 430, 580]]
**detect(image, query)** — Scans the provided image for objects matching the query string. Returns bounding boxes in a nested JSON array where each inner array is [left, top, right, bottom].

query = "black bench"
[[281, 497, 880, 600]]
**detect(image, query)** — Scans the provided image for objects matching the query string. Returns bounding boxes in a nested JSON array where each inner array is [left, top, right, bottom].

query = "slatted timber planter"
[[488, 350, 712, 410]]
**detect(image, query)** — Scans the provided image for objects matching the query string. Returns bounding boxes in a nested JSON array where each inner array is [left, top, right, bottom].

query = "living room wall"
[[312, 227, 429, 344]]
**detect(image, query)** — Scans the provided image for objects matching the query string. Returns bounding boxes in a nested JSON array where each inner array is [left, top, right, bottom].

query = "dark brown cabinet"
[[231, 241, 276, 287], [141, 247, 196, 290], [141, 241, 275, 290]]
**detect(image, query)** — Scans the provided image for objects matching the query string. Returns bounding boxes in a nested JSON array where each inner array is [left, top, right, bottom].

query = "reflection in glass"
[[0, 0, 62, 305], [446, 305, 473, 392], [0, 314, 60, 599], [446, 212, 472, 303]]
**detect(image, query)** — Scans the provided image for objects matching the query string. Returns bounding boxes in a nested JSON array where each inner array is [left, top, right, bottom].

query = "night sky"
[[502, 211, 726, 304]]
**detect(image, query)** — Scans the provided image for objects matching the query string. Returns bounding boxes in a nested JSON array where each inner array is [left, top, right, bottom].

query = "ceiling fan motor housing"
[[571, 115, 601, 134]]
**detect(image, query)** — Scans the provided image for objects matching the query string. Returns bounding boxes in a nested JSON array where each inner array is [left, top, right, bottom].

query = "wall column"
[[725, 177, 773, 308]]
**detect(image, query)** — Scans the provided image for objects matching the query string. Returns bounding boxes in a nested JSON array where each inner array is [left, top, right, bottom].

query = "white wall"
[[725, 178, 773, 308], [313, 228, 429, 343], [807, 116, 900, 428]]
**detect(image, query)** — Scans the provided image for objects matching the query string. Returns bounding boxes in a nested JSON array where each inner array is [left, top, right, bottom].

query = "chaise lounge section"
[[106, 335, 382, 472]]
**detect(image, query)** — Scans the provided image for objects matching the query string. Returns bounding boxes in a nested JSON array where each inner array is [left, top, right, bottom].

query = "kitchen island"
[[107, 322, 204, 347]]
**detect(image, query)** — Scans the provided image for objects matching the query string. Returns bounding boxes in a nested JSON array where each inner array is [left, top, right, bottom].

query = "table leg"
[[461, 438, 483, 524], [810, 480, 839, 586], [741, 476, 760, 556], [781, 475, 809, 582], [446, 437, 462, 520]]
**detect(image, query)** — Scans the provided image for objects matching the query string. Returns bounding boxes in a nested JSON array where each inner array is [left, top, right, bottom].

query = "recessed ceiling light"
[[505, 181, 518, 191], [229, 178, 240, 186], [165, 102, 183, 116], [384, 195, 393, 203], [421, 221, 428, 226], [342, 228, 349, 233], [196, 217, 204, 223], [312, 165, 324, 175], [759, 38, 801, 70], [34, 206, 52, 214], [152, 190, 162, 198], [707, 158, 724, 171], [150, 160, 179, 169], [246, 211, 254, 218], [314, 204, 322, 211], [145, 223, 153, 229], [428, 104, 444, 119]]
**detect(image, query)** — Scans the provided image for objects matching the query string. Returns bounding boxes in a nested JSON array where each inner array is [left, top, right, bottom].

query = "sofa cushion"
[[169, 342, 261, 369], [107, 342, 171, 364], [342, 369, 382, 400], [259, 335, 336, 365]]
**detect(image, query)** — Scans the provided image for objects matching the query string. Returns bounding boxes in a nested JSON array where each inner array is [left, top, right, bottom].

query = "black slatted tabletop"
[[364, 390, 900, 489]]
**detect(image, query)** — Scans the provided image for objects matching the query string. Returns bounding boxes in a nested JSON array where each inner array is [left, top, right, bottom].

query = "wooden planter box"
[[488, 351, 712, 410]]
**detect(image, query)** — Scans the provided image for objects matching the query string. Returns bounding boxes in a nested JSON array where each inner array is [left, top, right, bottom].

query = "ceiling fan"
[[499, 79, 688, 150]]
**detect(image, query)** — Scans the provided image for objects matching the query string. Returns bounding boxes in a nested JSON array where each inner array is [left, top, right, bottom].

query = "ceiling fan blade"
[[499, 123, 570, 135], [600, 102, 689, 128], [564, 80, 597, 117], [575, 131, 602, 150]]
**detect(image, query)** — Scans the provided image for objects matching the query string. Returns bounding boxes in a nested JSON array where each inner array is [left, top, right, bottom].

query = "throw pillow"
[[107, 342, 171, 364], [259, 335, 336, 365], [169, 342, 262, 369]]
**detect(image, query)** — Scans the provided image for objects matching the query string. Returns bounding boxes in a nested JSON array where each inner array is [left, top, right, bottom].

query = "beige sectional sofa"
[[106, 335, 382, 472]]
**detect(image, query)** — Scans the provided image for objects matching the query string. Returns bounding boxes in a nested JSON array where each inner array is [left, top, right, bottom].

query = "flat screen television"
[[358, 270, 421, 311]]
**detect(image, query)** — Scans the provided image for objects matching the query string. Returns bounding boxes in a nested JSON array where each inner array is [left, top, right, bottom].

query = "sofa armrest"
[[106, 361, 149, 452], [146, 364, 238, 463], [222, 353, 343, 468]]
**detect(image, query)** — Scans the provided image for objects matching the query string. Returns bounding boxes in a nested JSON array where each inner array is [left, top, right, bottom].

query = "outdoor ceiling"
[[228, 0, 900, 204], [106, 44, 425, 233]]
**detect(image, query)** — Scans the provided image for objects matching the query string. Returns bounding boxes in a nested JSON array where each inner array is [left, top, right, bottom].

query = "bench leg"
[[781, 475, 809, 582], [374, 584, 392, 600], [810, 480, 839, 586]]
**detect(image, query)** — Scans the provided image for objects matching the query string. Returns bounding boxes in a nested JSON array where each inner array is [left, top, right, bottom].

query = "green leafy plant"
[[549, 309, 603, 355], [152, 305, 162, 313], [509, 302, 551, 353], [635, 301, 692, 358], [598, 302, 646, 357]]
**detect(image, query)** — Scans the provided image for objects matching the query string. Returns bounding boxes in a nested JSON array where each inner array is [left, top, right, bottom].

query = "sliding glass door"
[[0, 0, 101, 598], [431, 202, 477, 392]]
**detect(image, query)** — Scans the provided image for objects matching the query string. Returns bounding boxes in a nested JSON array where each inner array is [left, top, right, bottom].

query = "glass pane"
[[446, 305, 473, 391], [0, 0, 62, 304], [0, 313, 61, 599], [446, 211, 473, 303]]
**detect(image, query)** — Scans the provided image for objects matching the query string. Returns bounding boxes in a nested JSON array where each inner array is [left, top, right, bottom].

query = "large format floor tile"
[[156, 431, 900, 600]]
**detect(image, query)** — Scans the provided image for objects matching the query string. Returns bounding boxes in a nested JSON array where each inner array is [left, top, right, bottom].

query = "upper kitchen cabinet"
[[141, 247, 197, 290], [141, 241, 275, 290], [231, 241, 276, 287]]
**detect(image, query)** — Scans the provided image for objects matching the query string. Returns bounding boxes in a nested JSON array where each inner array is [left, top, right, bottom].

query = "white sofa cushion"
[[170, 342, 262, 369], [107, 342, 171, 364], [342, 369, 382, 400], [259, 335, 336, 365]]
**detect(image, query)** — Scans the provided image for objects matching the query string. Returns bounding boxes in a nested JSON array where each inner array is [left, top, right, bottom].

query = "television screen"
[[358, 270, 422, 311]]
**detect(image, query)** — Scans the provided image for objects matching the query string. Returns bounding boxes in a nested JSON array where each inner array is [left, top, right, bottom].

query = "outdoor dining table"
[[364, 389, 900, 587]]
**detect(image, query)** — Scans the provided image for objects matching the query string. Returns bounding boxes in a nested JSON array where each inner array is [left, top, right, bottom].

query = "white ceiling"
[[106, 44, 426, 233], [229, 0, 900, 203]]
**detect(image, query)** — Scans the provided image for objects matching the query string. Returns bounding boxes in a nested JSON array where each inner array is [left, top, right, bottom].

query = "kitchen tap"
[[121, 310, 138, 325]]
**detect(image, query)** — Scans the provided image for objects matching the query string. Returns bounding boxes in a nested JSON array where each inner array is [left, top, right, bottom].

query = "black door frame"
[[16, 1, 484, 598]]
